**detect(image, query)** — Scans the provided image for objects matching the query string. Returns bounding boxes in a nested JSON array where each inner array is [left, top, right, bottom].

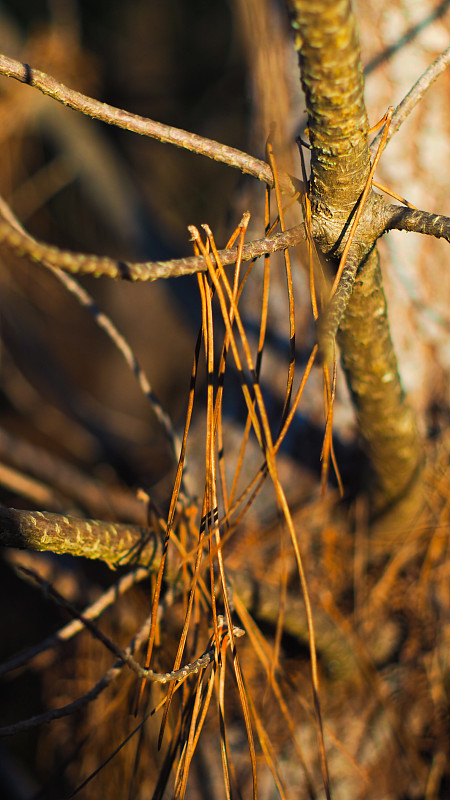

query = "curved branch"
[[0, 201, 305, 281], [384, 205, 450, 242], [0, 53, 295, 196], [0, 508, 162, 568]]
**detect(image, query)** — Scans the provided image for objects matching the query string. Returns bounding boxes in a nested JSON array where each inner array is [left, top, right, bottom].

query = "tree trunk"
[[287, 0, 423, 519]]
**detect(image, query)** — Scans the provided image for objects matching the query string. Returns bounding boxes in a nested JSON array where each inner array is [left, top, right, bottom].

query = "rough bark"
[[0, 508, 162, 569], [288, 0, 423, 517], [337, 249, 422, 515]]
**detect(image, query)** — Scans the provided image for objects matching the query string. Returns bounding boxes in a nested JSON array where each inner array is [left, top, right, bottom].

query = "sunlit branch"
[[370, 45, 450, 156], [0, 52, 295, 195], [0, 197, 305, 281], [384, 205, 450, 242], [0, 508, 162, 568]]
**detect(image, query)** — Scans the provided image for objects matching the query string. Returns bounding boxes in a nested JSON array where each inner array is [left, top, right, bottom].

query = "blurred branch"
[[0, 461, 67, 510], [0, 426, 148, 522]]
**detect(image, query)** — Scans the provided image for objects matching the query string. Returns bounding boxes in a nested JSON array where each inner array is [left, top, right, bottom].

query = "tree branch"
[[0, 198, 305, 281], [383, 205, 450, 242], [0, 567, 149, 677], [288, 0, 424, 517], [0, 52, 295, 196], [0, 611, 153, 736], [316, 250, 362, 363], [337, 249, 422, 514], [0, 508, 162, 568], [370, 45, 450, 157], [288, 0, 370, 219]]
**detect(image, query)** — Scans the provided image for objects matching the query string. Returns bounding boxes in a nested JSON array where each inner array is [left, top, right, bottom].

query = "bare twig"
[[0, 196, 182, 469], [0, 53, 295, 195], [0, 611, 153, 737], [370, 46, 450, 156], [50, 271, 183, 464], [0, 194, 304, 280], [11, 565, 246, 686]]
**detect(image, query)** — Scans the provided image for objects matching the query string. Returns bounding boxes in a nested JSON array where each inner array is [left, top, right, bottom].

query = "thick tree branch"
[[289, 0, 423, 516], [0, 52, 295, 196], [288, 0, 370, 224], [337, 249, 422, 514], [384, 205, 450, 242], [0, 508, 162, 568]]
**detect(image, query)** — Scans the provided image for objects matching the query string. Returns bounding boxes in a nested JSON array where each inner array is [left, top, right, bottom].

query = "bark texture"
[[0, 508, 162, 569], [337, 249, 421, 514], [288, 0, 423, 517]]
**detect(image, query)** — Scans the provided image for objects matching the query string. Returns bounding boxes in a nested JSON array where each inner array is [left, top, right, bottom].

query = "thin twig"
[[0, 53, 295, 195], [0, 194, 304, 281], [18, 566, 245, 684], [370, 46, 450, 156], [51, 270, 183, 464], [0, 196, 183, 477], [0, 567, 149, 676], [0, 611, 153, 737]]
